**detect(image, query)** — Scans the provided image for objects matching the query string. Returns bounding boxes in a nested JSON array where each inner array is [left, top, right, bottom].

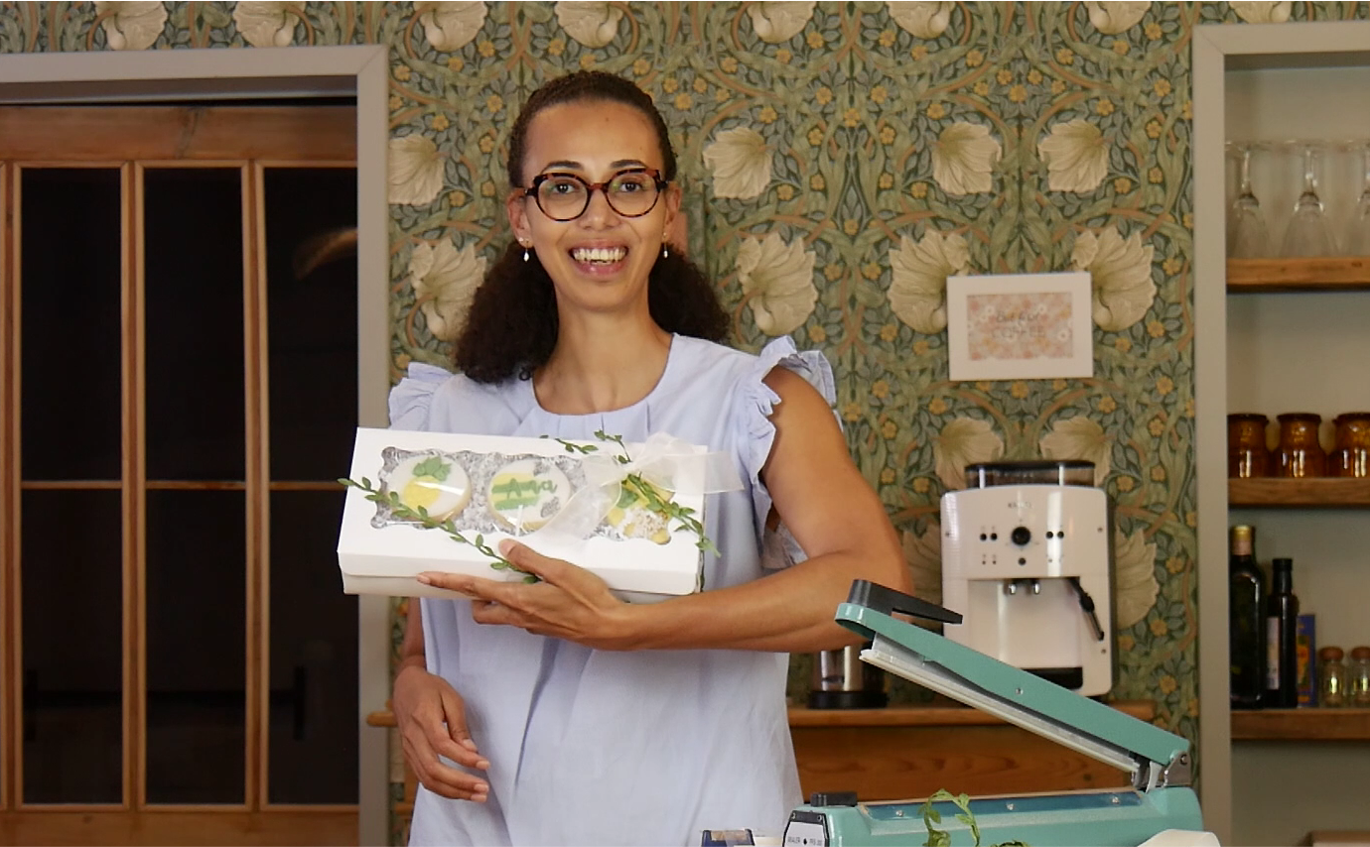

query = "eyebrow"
[[538, 159, 651, 173]]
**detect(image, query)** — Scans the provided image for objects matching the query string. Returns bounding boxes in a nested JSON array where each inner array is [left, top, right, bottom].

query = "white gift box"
[[336, 427, 710, 600]]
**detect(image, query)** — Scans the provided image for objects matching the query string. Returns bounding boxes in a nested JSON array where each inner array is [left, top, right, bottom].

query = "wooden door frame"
[[0, 45, 391, 847]]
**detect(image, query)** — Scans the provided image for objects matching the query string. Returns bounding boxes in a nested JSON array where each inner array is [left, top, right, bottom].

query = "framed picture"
[[945, 271, 1094, 381]]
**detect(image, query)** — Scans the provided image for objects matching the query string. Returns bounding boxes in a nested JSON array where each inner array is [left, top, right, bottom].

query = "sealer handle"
[[845, 580, 963, 625]]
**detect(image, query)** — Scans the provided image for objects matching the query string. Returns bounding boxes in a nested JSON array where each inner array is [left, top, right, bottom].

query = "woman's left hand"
[[417, 540, 635, 650]]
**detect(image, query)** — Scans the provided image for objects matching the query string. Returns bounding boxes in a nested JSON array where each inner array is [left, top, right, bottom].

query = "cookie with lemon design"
[[392, 454, 471, 521], [605, 476, 673, 545], [485, 458, 572, 532]]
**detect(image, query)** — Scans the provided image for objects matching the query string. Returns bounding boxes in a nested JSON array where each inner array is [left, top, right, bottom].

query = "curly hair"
[[452, 71, 729, 384]]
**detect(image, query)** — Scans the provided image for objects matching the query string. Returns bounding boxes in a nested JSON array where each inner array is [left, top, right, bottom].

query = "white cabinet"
[[1194, 21, 1370, 847]]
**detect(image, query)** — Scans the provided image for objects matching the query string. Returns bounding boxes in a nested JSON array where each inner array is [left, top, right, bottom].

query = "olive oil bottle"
[[1229, 525, 1266, 709], [1265, 557, 1300, 708]]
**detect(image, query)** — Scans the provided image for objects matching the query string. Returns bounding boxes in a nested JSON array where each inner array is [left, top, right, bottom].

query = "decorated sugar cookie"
[[392, 453, 471, 520], [486, 458, 572, 531], [605, 477, 673, 545]]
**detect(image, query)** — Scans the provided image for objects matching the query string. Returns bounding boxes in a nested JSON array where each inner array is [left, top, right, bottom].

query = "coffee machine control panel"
[[942, 485, 1109, 579]]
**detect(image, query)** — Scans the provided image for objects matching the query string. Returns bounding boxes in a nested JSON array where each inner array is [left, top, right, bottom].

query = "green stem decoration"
[[919, 789, 1029, 847], [338, 476, 538, 583]]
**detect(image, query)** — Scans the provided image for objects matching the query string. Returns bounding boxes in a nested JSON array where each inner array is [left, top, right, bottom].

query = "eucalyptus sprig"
[[549, 436, 599, 456], [339, 476, 538, 583], [593, 429, 718, 555], [919, 789, 1029, 847]]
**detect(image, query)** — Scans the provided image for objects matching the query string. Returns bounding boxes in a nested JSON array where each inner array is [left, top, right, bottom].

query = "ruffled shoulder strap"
[[388, 362, 457, 431], [734, 338, 837, 567]]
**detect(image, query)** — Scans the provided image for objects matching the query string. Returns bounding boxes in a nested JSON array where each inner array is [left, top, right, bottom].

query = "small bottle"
[[1349, 646, 1370, 708], [1265, 557, 1300, 708], [1318, 646, 1347, 708], [1228, 525, 1266, 709]]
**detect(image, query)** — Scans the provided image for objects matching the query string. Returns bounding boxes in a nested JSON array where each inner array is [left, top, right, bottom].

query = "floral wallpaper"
[[5, 1, 1370, 840]]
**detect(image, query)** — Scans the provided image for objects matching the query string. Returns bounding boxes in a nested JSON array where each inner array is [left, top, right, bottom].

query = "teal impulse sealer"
[[783, 581, 1204, 847]]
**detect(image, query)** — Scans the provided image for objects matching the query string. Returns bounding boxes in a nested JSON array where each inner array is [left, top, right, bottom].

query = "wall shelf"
[[1232, 708, 1370, 741], [1229, 478, 1370, 507], [1228, 257, 1370, 292]]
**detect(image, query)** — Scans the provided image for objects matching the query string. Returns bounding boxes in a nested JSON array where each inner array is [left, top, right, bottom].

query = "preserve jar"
[[1228, 413, 1270, 478], [1275, 412, 1326, 478], [1330, 413, 1370, 478], [1318, 646, 1348, 708], [1349, 646, 1370, 707]]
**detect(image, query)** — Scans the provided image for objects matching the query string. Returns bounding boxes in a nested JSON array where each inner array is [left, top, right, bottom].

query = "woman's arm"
[[419, 365, 912, 654], [392, 600, 491, 801]]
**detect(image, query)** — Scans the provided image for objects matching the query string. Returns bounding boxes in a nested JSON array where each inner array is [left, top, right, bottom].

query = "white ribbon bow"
[[523, 432, 744, 550]]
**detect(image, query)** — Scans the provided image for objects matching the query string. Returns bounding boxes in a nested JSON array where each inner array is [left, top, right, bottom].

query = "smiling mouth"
[[571, 246, 627, 264]]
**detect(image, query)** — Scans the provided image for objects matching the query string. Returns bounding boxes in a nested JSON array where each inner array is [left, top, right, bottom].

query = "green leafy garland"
[[339, 430, 717, 585], [919, 790, 1029, 847], [338, 474, 536, 582]]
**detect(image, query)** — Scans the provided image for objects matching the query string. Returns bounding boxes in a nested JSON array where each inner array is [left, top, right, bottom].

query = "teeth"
[[572, 246, 626, 264]]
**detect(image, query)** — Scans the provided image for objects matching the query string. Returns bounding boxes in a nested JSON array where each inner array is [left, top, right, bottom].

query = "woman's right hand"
[[393, 662, 490, 802]]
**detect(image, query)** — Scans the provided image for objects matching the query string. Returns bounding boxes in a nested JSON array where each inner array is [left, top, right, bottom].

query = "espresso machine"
[[941, 459, 1115, 697]]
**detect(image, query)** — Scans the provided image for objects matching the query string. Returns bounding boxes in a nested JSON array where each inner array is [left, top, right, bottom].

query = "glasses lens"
[[605, 171, 660, 216], [536, 175, 588, 220]]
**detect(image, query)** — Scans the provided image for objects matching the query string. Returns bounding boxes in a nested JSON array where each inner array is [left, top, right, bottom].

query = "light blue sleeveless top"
[[389, 335, 834, 847]]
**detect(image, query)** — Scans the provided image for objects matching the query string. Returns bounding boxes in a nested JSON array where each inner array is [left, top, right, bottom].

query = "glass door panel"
[[20, 489, 124, 804], [143, 168, 245, 483], [19, 167, 123, 481], [264, 167, 358, 482], [144, 489, 246, 805], [267, 490, 356, 804]]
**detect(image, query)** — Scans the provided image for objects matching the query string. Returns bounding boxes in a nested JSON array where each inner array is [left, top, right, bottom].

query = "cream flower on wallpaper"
[[96, 1, 166, 51], [932, 122, 1001, 196], [1039, 415, 1111, 484], [903, 525, 943, 609], [1071, 227, 1157, 332], [1230, 2, 1292, 23], [1084, 1, 1149, 34], [702, 127, 772, 200], [888, 1, 953, 39], [736, 232, 818, 336], [1113, 527, 1159, 630], [388, 134, 446, 207], [747, 1, 816, 43], [934, 418, 1004, 491], [416, 2, 487, 52], [888, 229, 970, 333], [1038, 119, 1108, 194], [233, 1, 298, 48], [555, 2, 623, 48], [409, 240, 487, 343]]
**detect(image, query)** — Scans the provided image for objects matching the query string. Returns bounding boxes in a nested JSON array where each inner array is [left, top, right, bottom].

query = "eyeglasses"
[[520, 168, 668, 221]]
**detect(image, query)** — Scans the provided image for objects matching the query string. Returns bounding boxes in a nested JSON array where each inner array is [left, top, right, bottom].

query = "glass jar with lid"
[[1331, 414, 1370, 478], [1228, 413, 1271, 478], [1276, 413, 1326, 478], [1348, 646, 1370, 708], [1318, 646, 1348, 708]]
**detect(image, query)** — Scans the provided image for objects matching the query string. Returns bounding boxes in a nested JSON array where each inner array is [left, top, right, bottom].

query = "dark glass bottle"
[[1229, 525, 1266, 709], [1265, 557, 1300, 708]]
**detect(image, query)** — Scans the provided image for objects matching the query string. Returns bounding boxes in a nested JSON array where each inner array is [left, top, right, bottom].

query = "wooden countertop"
[[366, 700, 1155, 729]]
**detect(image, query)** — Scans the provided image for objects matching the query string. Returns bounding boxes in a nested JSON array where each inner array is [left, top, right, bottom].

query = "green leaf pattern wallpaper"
[[5, 1, 1370, 839]]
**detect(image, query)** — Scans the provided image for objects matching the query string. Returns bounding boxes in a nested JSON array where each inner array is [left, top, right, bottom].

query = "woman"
[[389, 70, 910, 846]]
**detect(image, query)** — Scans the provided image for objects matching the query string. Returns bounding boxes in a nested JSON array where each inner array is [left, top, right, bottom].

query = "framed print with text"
[[946, 271, 1094, 381]]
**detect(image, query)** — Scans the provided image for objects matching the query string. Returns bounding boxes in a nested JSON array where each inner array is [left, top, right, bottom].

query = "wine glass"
[[1228, 142, 1270, 258], [1345, 142, 1370, 256], [1281, 142, 1339, 257]]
